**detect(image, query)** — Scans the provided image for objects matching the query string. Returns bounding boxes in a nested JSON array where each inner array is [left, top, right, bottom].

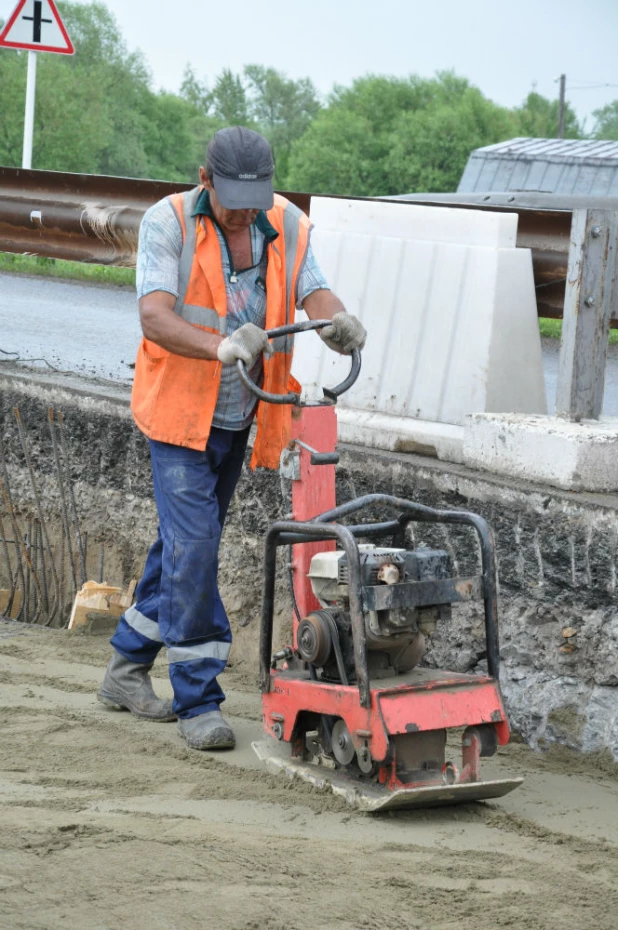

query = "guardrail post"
[[556, 209, 618, 419]]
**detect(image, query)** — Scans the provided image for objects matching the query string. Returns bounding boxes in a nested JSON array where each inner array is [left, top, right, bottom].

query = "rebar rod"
[[57, 523, 66, 627], [13, 408, 60, 622], [30, 519, 44, 625], [0, 509, 16, 618], [24, 524, 32, 623], [0, 442, 27, 622], [48, 408, 77, 595], [56, 411, 86, 585], [36, 520, 53, 626]]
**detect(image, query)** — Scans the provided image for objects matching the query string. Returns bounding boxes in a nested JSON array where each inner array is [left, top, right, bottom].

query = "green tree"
[[60, 2, 155, 176], [211, 69, 250, 125], [284, 108, 381, 195], [386, 86, 516, 193], [243, 65, 321, 185], [34, 53, 115, 173], [179, 64, 211, 112], [326, 74, 434, 137], [0, 45, 29, 166], [285, 74, 419, 195], [286, 72, 517, 196], [141, 93, 223, 181], [592, 101, 618, 140], [514, 91, 582, 139], [177, 63, 322, 185]]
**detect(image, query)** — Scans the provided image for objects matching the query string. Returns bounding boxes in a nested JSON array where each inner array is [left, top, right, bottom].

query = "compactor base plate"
[[252, 739, 523, 812]]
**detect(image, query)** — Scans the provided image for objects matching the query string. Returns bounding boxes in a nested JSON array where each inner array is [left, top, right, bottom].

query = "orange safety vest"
[[131, 189, 311, 470]]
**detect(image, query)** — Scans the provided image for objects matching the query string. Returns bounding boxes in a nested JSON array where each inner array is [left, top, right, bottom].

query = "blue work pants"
[[111, 427, 250, 718]]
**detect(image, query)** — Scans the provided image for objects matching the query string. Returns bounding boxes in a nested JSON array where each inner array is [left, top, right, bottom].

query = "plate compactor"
[[239, 321, 523, 812]]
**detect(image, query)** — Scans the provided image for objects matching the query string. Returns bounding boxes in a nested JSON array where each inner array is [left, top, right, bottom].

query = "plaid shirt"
[[136, 193, 329, 431]]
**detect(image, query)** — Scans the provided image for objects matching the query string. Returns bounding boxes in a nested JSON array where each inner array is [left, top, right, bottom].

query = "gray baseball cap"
[[207, 127, 275, 210]]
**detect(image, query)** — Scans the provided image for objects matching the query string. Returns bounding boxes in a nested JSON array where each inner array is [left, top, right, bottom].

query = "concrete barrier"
[[292, 198, 547, 461], [464, 412, 618, 492]]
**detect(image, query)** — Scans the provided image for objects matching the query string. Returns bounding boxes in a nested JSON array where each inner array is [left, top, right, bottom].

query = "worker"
[[98, 126, 366, 751]]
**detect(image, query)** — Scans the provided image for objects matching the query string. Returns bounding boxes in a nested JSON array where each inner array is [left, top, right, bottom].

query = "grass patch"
[[0, 252, 135, 287], [540, 317, 618, 345], [538, 318, 562, 340]]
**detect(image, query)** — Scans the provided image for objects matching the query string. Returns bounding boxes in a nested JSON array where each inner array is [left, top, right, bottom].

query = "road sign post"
[[0, 0, 75, 170], [23, 50, 37, 169]]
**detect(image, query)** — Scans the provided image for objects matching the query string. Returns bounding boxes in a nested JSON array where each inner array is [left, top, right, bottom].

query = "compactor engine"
[[301, 545, 452, 683]]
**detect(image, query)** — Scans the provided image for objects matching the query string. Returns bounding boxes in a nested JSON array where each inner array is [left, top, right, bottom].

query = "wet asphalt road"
[[0, 273, 140, 385], [1, 272, 618, 415]]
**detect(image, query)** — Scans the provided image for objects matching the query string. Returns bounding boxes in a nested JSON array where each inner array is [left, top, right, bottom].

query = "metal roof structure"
[[458, 137, 618, 196]]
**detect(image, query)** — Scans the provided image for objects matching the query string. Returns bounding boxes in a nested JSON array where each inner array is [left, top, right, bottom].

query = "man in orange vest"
[[98, 127, 366, 750]]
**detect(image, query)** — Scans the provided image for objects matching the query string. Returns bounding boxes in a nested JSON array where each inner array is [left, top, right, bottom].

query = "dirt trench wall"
[[0, 368, 292, 670], [1, 367, 617, 760]]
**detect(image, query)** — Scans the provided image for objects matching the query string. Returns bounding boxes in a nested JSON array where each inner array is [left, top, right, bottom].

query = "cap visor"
[[213, 174, 274, 210]]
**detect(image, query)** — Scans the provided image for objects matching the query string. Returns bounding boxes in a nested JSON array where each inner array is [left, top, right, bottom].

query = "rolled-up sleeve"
[[296, 233, 330, 307], [136, 199, 184, 300]]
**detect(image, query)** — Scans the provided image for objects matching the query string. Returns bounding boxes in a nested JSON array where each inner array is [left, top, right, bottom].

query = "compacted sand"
[[1, 619, 617, 930]]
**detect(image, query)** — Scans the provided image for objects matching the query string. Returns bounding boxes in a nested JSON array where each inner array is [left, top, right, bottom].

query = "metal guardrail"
[[0, 166, 611, 316], [1, 167, 617, 419], [0, 166, 193, 266], [0, 167, 582, 316]]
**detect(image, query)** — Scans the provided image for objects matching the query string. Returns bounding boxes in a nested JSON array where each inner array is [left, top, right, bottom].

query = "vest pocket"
[[132, 343, 168, 431], [143, 338, 169, 361]]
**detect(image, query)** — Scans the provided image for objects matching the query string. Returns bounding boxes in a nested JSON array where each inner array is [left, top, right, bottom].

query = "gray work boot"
[[97, 650, 176, 722], [177, 711, 235, 750]]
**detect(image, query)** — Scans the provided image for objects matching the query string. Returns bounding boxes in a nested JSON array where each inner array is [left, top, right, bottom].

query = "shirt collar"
[[191, 188, 279, 242]]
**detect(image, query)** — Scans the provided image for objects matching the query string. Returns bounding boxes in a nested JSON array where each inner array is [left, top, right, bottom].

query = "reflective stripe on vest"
[[284, 200, 303, 315], [174, 187, 226, 334], [281, 199, 305, 355]]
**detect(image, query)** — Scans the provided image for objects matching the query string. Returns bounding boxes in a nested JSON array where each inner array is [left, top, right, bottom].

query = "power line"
[[569, 83, 618, 91], [567, 79, 618, 86]]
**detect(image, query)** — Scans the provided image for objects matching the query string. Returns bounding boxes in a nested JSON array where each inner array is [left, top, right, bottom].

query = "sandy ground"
[[1, 620, 618, 930]]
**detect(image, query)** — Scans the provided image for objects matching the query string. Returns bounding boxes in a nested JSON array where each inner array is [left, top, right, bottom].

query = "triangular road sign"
[[0, 0, 74, 55]]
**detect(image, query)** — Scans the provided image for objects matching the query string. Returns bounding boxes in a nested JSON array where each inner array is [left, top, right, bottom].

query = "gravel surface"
[[1, 620, 617, 930]]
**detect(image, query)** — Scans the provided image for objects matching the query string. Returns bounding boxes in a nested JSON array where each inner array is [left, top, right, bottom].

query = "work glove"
[[217, 322, 274, 366], [319, 312, 367, 355]]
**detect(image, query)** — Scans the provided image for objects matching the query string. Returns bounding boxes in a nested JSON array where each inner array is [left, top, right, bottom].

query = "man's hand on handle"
[[217, 322, 274, 366], [319, 312, 366, 355]]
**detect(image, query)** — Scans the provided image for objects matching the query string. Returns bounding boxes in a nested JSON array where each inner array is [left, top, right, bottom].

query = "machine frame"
[[246, 321, 522, 809], [258, 497, 512, 795]]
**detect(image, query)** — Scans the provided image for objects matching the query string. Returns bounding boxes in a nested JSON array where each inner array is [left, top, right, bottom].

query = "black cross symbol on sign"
[[23, 1, 52, 44]]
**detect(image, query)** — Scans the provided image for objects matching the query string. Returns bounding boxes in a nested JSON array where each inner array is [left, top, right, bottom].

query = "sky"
[[1, 0, 617, 130]]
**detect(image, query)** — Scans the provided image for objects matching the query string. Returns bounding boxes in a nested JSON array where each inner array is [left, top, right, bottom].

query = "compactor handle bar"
[[236, 319, 362, 406]]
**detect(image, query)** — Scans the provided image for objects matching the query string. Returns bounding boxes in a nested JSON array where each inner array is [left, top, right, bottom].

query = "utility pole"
[[557, 73, 566, 139]]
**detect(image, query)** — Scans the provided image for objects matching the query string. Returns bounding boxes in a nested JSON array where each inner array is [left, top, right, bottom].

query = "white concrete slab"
[[293, 198, 547, 463], [337, 410, 465, 463], [463, 413, 618, 491], [309, 197, 518, 247], [485, 249, 547, 414]]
